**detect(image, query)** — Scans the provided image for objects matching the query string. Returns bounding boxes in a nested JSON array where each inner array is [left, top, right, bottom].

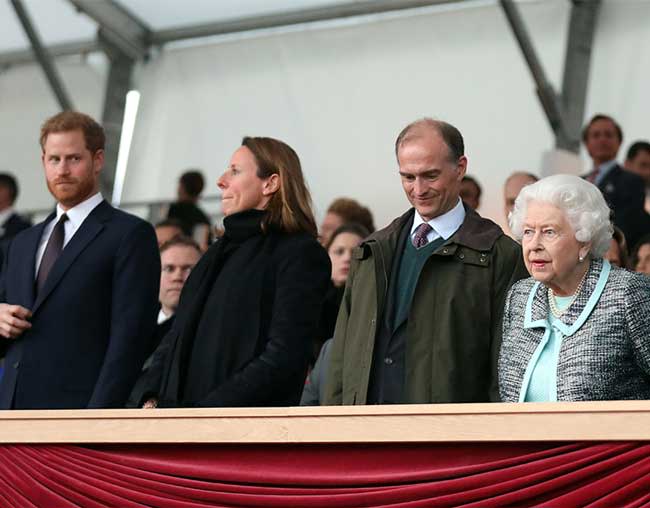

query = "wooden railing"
[[2, 401, 650, 443]]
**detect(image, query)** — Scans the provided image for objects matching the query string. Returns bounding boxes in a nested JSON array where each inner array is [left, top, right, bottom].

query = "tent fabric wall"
[[1, 0, 649, 229]]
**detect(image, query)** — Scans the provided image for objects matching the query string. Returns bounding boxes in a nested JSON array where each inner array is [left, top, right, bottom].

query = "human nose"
[[528, 231, 544, 250], [413, 178, 426, 196], [56, 160, 71, 175], [217, 172, 227, 190]]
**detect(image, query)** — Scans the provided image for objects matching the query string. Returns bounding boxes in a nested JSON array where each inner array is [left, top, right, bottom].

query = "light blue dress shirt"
[[524, 295, 573, 402]]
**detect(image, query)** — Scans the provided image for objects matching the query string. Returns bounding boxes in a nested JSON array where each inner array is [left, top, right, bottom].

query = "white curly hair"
[[509, 174, 613, 258]]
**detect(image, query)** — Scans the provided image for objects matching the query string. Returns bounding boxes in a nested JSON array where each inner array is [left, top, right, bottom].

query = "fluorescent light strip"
[[112, 90, 141, 207]]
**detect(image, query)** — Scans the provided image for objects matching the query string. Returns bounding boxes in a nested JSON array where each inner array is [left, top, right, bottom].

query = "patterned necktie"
[[36, 214, 68, 294], [587, 168, 599, 184], [412, 222, 433, 248]]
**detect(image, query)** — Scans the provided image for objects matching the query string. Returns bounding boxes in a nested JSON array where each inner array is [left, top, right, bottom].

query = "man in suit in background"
[[0, 111, 160, 409], [625, 140, 650, 214], [126, 235, 201, 407], [0, 174, 32, 242], [153, 235, 201, 356], [582, 114, 649, 249]]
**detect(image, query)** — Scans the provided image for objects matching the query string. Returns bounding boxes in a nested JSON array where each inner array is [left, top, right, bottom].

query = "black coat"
[[135, 209, 330, 408]]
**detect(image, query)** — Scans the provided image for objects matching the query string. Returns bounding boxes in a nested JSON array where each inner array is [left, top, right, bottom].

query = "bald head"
[[504, 172, 538, 220], [395, 118, 464, 164]]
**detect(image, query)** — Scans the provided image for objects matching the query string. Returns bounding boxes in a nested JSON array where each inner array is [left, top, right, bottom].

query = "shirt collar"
[[595, 160, 618, 184], [158, 308, 172, 324], [56, 192, 103, 228], [411, 198, 466, 240]]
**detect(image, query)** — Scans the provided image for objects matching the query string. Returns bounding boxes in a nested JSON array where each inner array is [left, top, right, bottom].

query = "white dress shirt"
[[410, 198, 466, 244], [158, 309, 173, 325], [34, 193, 104, 277], [593, 159, 618, 186]]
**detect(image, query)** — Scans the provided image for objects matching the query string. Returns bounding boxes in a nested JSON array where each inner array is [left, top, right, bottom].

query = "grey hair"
[[509, 174, 613, 258]]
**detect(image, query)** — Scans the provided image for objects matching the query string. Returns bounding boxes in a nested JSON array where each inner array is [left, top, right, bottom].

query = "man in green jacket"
[[323, 118, 528, 405]]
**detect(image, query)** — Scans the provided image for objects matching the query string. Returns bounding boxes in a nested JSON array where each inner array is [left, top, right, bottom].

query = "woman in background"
[[603, 226, 629, 268], [303, 223, 368, 405], [631, 234, 650, 275]]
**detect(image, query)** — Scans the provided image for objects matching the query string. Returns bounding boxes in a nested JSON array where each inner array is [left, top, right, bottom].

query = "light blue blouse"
[[518, 260, 612, 403], [524, 296, 573, 402]]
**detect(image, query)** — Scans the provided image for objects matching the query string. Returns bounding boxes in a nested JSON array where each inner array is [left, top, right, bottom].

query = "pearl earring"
[[579, 255, 584, 262]]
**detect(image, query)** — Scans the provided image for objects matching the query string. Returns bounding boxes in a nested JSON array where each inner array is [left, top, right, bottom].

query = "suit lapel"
[[18, 215, 54, 308], [32, 201, 112, 313]]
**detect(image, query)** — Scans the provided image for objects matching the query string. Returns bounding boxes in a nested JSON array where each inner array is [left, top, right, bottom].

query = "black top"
[[135, 209, 331, 408], [167, 201, 211, 237]]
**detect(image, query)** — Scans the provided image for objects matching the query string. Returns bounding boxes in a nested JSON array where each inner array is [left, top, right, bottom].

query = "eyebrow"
[[399, 168, 441, 177]]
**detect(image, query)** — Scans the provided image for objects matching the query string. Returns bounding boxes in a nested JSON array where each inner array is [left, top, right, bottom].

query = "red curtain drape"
[[0, 442, 649, 507]]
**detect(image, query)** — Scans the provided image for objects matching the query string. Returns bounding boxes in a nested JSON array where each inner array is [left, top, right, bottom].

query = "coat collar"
[[524, 258, 611, 336], [362, 204, 504, 253]]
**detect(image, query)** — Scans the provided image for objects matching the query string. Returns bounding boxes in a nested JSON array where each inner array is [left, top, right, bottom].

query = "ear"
[[262, 173, 280, 196], [579, 242, 592, 261], [93, 149, 105, 173], [456, 155, 468, 180]]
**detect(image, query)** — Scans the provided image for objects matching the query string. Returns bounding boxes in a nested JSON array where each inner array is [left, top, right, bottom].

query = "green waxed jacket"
[[323, 206, 528, 405]]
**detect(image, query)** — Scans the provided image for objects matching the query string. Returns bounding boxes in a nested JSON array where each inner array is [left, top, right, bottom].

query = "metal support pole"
[[560, 0, 601, 153], [10, 0, 73, 111], [99, 39, 135, 198], [499, 0, 569, 147]]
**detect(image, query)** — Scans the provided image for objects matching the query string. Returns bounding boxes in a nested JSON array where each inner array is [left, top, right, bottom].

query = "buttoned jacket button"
[[384, 357, 393, 365]]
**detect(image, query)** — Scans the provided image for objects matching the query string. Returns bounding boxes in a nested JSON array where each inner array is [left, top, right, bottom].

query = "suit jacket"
[[0, 213, 33, 271], [589, 165, 649, 248], [499, 259, 650, 401], [0, 200, 160, 409], [0, 213, 32, 240]]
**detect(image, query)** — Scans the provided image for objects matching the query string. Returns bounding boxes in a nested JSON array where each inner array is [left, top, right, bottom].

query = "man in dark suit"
[[0, 111, 160, 409], [0, 174, 32, 242], [582, 114, 650, 249]]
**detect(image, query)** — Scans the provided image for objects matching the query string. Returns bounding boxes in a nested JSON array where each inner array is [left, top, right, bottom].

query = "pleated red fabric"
[[0, 442, 649, 507]]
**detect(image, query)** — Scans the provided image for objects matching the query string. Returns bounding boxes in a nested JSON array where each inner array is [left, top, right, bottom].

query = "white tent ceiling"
[[0, 0, 375, 54]]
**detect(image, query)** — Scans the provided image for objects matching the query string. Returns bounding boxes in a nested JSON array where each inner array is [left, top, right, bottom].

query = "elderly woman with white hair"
[[499, 174, 650, 402]]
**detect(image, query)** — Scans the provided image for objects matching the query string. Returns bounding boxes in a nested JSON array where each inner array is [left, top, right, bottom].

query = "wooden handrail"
[[1, 401, 650, 444]]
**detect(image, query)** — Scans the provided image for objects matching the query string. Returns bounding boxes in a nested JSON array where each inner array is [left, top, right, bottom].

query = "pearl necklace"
[[547, 268, 588, 318]]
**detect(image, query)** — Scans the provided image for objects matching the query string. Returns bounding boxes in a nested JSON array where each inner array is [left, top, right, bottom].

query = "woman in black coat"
[[135, 137, 330, 408]]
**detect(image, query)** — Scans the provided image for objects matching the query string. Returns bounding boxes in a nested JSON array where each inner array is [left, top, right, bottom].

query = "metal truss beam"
[[0, 40, 100, 68], [99, 41, 135, 198], [500, 0, 601, 154], [2, 0, 469, 67], [68, 0, 150, 60], [152, 0, 470, 43], [499, 0, 568, 147], [9, 0, 73, 110], [560, 0, 601, 153]]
